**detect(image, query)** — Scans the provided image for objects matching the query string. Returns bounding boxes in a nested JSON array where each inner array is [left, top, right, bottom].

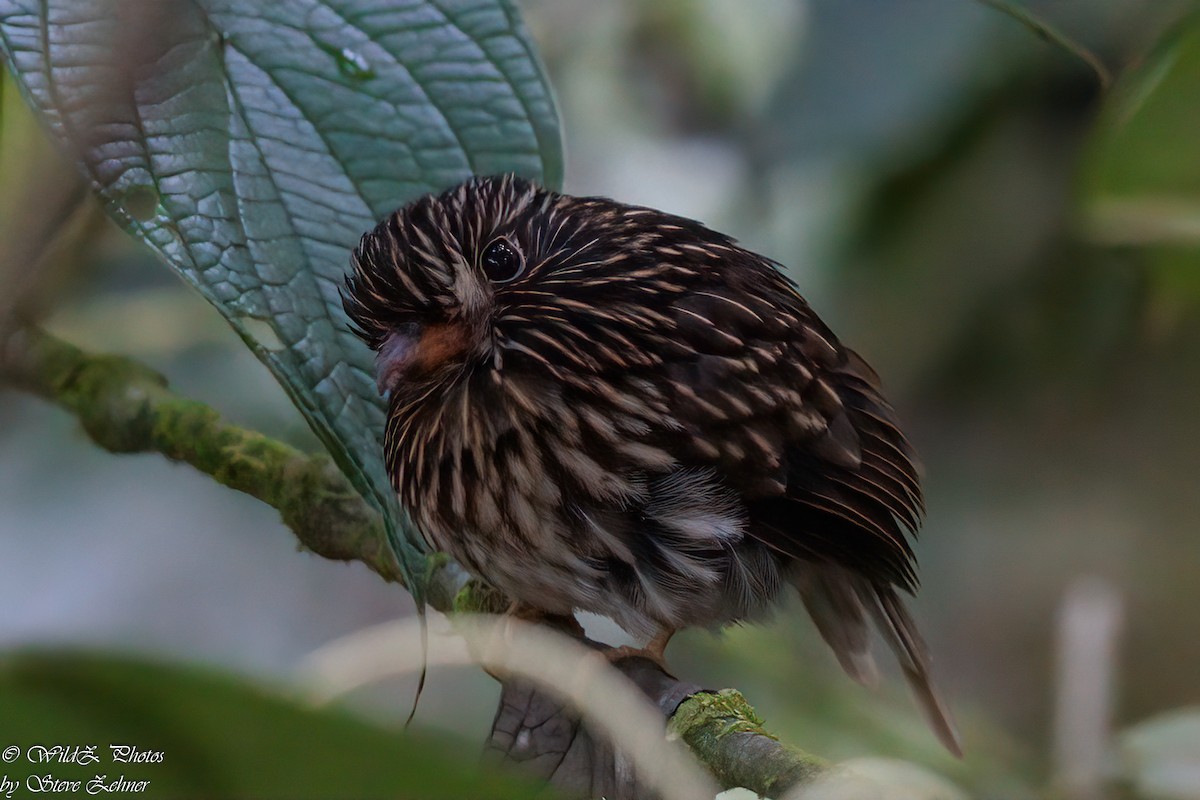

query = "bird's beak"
[[375, 324, 420, 396], [374, 320, 471, 397]]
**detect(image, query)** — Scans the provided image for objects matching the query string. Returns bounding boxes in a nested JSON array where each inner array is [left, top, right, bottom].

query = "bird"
[[342, 174, 961, 755]]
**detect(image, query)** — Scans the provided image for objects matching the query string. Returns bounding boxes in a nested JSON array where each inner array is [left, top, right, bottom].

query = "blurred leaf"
[[0, 0, 563, 594], [1119, 708, 1200, 800], [715, 790, 762, 800], [977, 0, 1112, 89], [799, 757, 968, 800], [0, 649, 550, 800], [1080, 10, 1200, 330], [1082, 10, 1200, 246]]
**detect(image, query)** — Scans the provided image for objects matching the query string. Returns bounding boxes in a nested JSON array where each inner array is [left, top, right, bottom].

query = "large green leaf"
[[0, 649, 550, 799], [0, 0, 563, 595]]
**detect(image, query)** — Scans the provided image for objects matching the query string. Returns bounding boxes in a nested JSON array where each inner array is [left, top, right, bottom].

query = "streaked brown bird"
[[343, 174, 960, 755]]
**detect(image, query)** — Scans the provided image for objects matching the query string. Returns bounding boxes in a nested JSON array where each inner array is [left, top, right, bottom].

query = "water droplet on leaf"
[[121, 185, 159, 222], [335, 47, 374, 80]]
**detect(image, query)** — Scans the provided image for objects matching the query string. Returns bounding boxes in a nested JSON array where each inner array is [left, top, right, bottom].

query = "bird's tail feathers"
[[793, 564, 963, 757], [794, 563, 879, 686]]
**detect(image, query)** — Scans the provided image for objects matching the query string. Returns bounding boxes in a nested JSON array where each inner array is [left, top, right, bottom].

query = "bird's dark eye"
[[481, 238, 524, 283]]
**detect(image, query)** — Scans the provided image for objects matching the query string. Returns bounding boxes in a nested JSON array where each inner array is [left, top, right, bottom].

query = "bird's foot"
[[604, 628, 676, 673]]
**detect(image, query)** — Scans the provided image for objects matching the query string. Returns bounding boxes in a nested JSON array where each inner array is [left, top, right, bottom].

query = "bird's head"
[[342, 174, 545, 399], [342, 174, 710, 405]]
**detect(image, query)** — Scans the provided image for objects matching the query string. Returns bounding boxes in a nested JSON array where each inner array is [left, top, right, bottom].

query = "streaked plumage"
[[343, 174, 960, 754]]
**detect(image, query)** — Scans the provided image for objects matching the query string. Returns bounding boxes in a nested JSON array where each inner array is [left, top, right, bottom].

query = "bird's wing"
[[657, 264, 960, 756], [660, 274, 921, 590]]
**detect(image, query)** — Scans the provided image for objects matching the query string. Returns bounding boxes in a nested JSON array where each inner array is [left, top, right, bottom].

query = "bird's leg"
[[644, 627, 676, 662], [604, 626, 677, 672]]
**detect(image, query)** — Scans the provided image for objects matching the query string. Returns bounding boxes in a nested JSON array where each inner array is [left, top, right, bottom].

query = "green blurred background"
[[3, 0, 1200, 797]]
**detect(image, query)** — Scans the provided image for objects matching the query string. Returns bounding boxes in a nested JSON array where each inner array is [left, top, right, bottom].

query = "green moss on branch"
[[670, 689, 829, 797], [1, 326, 402, 585]]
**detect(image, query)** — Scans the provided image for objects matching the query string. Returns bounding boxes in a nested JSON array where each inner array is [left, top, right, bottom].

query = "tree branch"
[[0, 325, 404, 584], [669, 690, 827, 796], [0, 325, 828, 798]]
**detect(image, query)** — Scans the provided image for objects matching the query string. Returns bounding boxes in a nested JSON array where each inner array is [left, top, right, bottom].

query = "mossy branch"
[[0, 325, 403, 585], [0, 325, 828, 798], [670, 690, 828, 796]]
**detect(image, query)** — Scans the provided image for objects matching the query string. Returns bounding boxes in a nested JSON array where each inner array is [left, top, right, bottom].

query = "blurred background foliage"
[[0, 650, 545, 799], [4, 0, 1200, 797]]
